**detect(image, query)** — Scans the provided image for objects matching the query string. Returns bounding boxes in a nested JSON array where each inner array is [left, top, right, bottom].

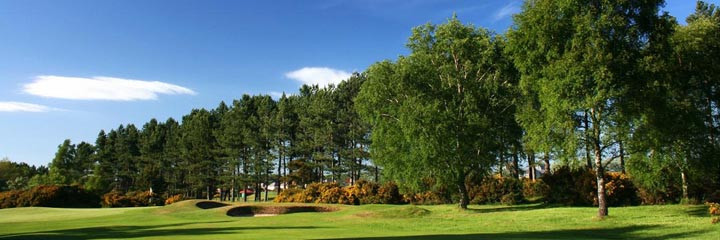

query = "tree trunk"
[[457, 179, 469, 209], [584, 111, 592, 169], [374, 165, 379, 182], [619, 141, 625, 174], [543, 152, 551, 175], [512, 148, 520, 179], [277, 142, 283, 196], [528, 152, 536, 181], [206, 185, 211, 200], [594, 138, 608, 217], [681, 165, 689, 201]]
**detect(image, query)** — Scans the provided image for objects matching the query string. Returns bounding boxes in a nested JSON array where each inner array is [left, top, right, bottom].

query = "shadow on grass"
[[684, 205, 708, 217], [0, 221, 326, 240], [319, 225, 707, 240], [466, 203, 557, 214]]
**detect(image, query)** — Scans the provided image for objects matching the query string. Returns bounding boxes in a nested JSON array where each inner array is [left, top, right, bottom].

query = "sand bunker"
[[195, 201, 229, 209], [226, 205, 337, 217]]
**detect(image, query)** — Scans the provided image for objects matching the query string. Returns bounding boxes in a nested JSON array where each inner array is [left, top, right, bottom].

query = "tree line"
[[3, 74, 371, 202], [1, 0, 718, 218]]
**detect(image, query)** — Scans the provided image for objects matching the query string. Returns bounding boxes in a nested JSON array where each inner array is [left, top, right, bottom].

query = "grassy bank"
[[0, 201, 716, 239]]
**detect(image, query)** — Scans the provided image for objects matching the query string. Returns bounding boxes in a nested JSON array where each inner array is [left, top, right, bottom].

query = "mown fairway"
[[0, 200, 717, 240]]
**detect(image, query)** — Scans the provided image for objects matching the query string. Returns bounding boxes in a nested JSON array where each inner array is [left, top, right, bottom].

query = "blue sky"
[[0, 0, 713, 167]]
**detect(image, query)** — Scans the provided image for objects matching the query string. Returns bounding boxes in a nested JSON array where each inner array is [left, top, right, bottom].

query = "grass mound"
[[226, 205, 337, 217]]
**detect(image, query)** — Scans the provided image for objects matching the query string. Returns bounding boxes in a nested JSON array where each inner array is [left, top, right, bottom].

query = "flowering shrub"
[[274, 181, 405, 205], [469, 175, 523, 205], [707, 202, 720, 224], [0, 185, 99, 208], [102, 190, 159, 207], [164, 194, 183, 205]]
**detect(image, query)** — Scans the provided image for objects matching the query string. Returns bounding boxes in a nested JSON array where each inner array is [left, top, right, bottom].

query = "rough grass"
[[0, 201, 717, 239]]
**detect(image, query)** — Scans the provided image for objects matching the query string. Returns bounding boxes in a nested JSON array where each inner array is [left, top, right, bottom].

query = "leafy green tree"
[[85, 130, 114, 193], [0, 158, 42, 191], [357, 16, 517, 209], [74, 141, 96, 186], [180, 109, 219, 199], [335, 73, 372, 185], [508, 0, 668, 217], [48, 139, 77, 185], [274, 93, 298, 194], [629, 1, 720, 202]]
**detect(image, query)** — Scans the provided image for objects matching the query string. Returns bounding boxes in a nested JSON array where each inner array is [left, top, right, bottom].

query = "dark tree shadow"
[[0, 221, 326, 240], [318, 225, 708, 240], [684, 205, 708, 218], [465, 203, 558, 214]]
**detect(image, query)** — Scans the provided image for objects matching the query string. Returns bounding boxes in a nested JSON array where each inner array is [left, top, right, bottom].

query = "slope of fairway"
[[0, 201, 717, 240]]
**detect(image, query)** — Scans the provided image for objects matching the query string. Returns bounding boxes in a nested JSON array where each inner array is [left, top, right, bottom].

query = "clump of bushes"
[[164, 194, 184, 205], [0, 190, 24, 208], [708, 202, 720, 224], [541, 166, 640, 207], [274, 180, 405, 205], [604, 172, 641, 206], [522, 179, 550, 200], [0, 185, 100, 208], [469, 175, 524, 205], [403, 191, 447, 205], [102, 190, 160, 207]]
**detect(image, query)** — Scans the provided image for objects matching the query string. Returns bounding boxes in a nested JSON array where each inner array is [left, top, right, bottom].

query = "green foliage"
[[356, 15, 517, 209]]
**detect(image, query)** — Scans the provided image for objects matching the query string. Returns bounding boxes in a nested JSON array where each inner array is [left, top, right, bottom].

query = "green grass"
[[0, 201, 717, 239]]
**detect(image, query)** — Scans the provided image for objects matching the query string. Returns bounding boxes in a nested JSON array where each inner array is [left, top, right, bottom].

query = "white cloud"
[[23, 76, 196, 101], [269, 91, 285, 99], [0, 102, 53, 112], [285, 67, 352, 87], [494, 2, 520, 21]]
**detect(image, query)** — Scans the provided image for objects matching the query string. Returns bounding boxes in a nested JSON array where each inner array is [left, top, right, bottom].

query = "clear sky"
[[0, 0, 713, 167]]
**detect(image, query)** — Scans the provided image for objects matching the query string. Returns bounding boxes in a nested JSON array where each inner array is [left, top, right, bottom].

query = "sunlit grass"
[[0, 201, 716, 239]]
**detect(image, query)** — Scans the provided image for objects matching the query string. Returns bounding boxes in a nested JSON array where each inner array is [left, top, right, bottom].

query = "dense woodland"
[[2, 0, 720, 218]]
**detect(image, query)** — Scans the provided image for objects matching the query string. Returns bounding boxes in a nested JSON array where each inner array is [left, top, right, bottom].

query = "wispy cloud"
[[23, 76, 196, 101], [285, 67, 351, 87], [0, 102, 54, 112], [494, 2, 520, 21]]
